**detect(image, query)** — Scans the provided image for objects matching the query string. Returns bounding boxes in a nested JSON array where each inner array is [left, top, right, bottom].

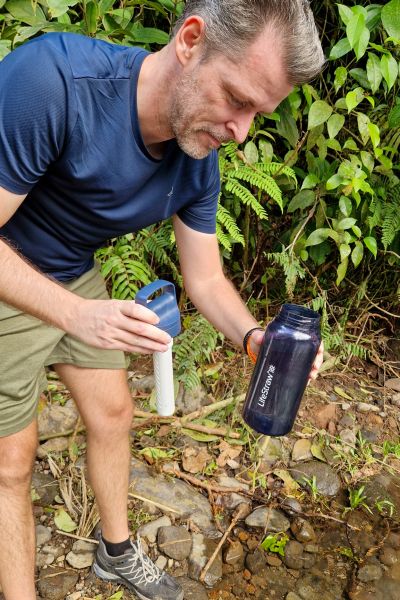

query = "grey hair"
[[173, 0, 325, 85]]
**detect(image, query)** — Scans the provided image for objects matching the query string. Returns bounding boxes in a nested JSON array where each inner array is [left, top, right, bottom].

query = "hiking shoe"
[[92, 535, 184, 600]]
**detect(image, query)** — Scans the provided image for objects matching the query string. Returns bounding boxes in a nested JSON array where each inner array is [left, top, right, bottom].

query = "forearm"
[[185, 273, 259, 348], [0, 238, 82, 329]]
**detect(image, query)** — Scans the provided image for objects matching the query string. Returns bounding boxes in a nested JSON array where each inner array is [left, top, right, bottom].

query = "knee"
[[87, 396, 134, 435], [0, 448, 35, 492]]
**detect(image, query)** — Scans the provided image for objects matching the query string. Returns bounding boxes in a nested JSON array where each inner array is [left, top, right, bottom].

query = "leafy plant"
[[261, 532, 289, 556]]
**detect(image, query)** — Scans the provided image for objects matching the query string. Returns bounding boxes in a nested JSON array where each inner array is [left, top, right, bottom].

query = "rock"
[[304, 544, 319, 553], [31, 472, 59, 506], [391, 393, 400, 407], [292, 439, 313, 462], [245, 507, 290, 532], [357, 402, 380, 413], [66, 540, 96, 569], [216, 476, 250, 510], [224, 541, 244, 567], [130, 458, 216, 536], [177, 577, 209, 600], [314, 404, 337, 429], [157, 526, 192, 561], [282, 497, 303, 515], [138, 516, 172, 543], [261, 437, 287, 466], [291, 461, 341, 497], [188, 533, 222, 588], [266, 554, 282, 567], [38, 399, 79, 438], [283, 541, 305, 570], [36, 524, 52, 547], [339, 414, 355, 429], [341, 402, 351, 411], [291, 518, 316, 543], [339, 428, 356, 446], [37, 567, 79, 600], [385, 378, 400, 392], [286, 594, 302, 600], [245, 549, 267, 574], [155, 555, 168, 570], [363, 472, 400, 515], [37, 437, 70, 459], [36, 551, 55, 568], [66, 593, 82, 600], [129, 375, 155, 392], [295, 572, 343, 600], [379, 546, 398, 566], [376, 576, 400, 599], [387, 532, 400, 549], [357, 564, 383, 582], [175, 384, 210, 415], [360, 429, 379, 443]]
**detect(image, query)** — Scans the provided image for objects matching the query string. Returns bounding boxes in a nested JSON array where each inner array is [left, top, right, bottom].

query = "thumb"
[[119, 300, 160, 324]]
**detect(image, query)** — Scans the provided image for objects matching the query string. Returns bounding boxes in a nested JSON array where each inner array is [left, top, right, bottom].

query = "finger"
[[118, 318, 171, 345], [119, 300, 161, 325]]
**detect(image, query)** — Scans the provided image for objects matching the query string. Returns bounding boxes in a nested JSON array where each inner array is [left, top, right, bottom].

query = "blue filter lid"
[[135, 280, 181, 337]]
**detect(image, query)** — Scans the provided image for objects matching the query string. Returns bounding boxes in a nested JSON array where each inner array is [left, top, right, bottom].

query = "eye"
[[228, 93, 247, 109]]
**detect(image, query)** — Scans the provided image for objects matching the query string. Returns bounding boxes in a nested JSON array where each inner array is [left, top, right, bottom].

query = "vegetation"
[[1, 0, 399, 386]]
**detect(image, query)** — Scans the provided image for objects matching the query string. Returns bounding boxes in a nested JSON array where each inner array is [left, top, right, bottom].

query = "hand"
[[248, 330, 324, 380], [66, 297, 171, 353]]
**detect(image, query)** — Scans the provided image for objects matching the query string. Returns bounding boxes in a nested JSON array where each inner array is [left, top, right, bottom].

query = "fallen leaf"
[[182, 446, 211, 474], [273, 469, 300, 494], [311, 440, 327, 462], [54, 508, 77, 533], [156, 425, 172, 438], [217, 440, 242, 467], [334, 386, 353, 401]]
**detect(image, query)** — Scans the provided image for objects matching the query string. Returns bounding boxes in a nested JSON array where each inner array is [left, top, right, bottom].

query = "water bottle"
[[242, 304, 321, 436], [135, 281, 181, 416]]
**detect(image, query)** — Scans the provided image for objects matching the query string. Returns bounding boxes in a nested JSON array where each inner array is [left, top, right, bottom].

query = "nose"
[[226, 111, 256, 144]]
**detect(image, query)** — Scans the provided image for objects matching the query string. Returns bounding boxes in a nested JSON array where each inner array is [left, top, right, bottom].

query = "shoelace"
[[116, 538, 163, 585]]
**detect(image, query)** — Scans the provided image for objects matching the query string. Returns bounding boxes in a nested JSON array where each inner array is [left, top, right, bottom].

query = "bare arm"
[[0, 188, 170, 353], [173, 215, 323, 378]]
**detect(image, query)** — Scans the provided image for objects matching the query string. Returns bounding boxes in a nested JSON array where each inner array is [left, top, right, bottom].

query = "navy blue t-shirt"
[[0, 33, 220, 281]]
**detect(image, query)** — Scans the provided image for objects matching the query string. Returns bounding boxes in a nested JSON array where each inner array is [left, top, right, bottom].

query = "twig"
[[162, 464, 253, 497], [199, 503, 250, 583], [177, 421, 240, 439], [181, 396, 244, 423], [55, 530, 99, 544], [39, 427, 86, 442], [128, 492, 180, 514]]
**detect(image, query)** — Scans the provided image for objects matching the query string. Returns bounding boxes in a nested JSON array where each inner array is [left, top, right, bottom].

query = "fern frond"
[[255, 162, 297, 183], [217, 204, 245, 246], [231, 166, 283, 208], [225, 180, 268, 219], [267, 251, 306, 298], [382, 199, 400, 249]]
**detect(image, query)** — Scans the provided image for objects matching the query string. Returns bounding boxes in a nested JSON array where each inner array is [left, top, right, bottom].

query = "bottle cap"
[[135, 280, 181, 337]]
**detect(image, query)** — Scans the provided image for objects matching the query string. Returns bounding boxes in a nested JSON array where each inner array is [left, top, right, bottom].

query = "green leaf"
[[244, 141, 259, 164], [330, 38, 352, 60], [346, 88, 364, 113], [347, 13, 370, 60], [5, 0, 46, 24], [364, 236, 377, 257], [336, 259, 348, 285], [326, 174, 345, 190], [334, 386, 353, 400], [337, 218, 357, 231], [340, 243, 351, 261], [54, 508, 77, 533], [339, 196, 352, 217], [107, 593, 124, 600], [305, 229, 332, 247], [357, 113, 370, 145], [368, 123, 380, 149], [382, 0, 400, 39], [128, 27, 170, 45], [337, 4, 353, 26], [85, 1, 98, 34], [334, 66, 348, 92], [0, 40, 11, 60], [351, 241, 364, 267], [381, 54, 398, 92], [288, 190, 315, 213], [327, 114, 345, 139], [360, 151, 374, 173], [301, 174, 319, 190], [181, 429, 219, 442], [388, 104, 400, 129], [46, 0, 75, 18], [367, 53, 382, 94], [343, 138, 358, 151], [349, 68, 371, 89], [308, 101, 333, 130]]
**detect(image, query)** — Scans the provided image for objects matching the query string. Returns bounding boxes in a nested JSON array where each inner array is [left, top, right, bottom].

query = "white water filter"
[[135, 281, 181, 416]]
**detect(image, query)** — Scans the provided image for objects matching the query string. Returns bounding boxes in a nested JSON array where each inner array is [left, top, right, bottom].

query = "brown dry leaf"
[[182, 446, 211, 474], [217, 440, 242, 467], [156, 425, 172, 438]]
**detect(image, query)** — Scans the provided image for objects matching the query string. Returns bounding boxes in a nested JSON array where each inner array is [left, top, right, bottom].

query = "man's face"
[[169, 26, 293, 159]]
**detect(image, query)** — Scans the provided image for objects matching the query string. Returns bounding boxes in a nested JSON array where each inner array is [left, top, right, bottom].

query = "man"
[[0, 1, 325, 598]]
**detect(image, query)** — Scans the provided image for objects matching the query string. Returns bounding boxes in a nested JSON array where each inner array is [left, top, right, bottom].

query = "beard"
[[168, 70, 230, 159]]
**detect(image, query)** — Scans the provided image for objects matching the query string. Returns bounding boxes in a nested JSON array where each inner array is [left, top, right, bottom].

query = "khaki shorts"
[[0, 264, 126, 437]]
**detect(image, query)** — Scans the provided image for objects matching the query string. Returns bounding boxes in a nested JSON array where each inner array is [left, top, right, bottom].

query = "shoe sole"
[[92, 562, 184, 600]]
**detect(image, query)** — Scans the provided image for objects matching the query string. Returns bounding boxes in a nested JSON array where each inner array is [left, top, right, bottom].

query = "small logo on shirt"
[[167, 187, 174, 198]]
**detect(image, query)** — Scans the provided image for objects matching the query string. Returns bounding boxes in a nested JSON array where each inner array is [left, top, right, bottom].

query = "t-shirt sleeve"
[[177, 152, 220, 234], [0, 37, 77, 195]]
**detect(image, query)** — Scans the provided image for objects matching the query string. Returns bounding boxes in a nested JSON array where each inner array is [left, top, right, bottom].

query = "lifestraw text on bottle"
[[257, 364, 276, 408]]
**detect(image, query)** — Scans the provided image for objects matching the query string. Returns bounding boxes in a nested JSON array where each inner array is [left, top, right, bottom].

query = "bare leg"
[[54, 365, 133, 542], [0, 420, 37, 600]]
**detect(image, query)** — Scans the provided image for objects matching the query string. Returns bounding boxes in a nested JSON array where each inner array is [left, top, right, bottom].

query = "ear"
[[174, 16, 206, 66]]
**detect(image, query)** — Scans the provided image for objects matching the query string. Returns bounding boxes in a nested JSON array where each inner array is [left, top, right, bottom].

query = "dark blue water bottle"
[[242, 304, 321, 436]]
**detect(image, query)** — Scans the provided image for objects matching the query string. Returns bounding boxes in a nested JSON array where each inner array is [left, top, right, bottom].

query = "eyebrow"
[[223, 83, 256, 108]]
